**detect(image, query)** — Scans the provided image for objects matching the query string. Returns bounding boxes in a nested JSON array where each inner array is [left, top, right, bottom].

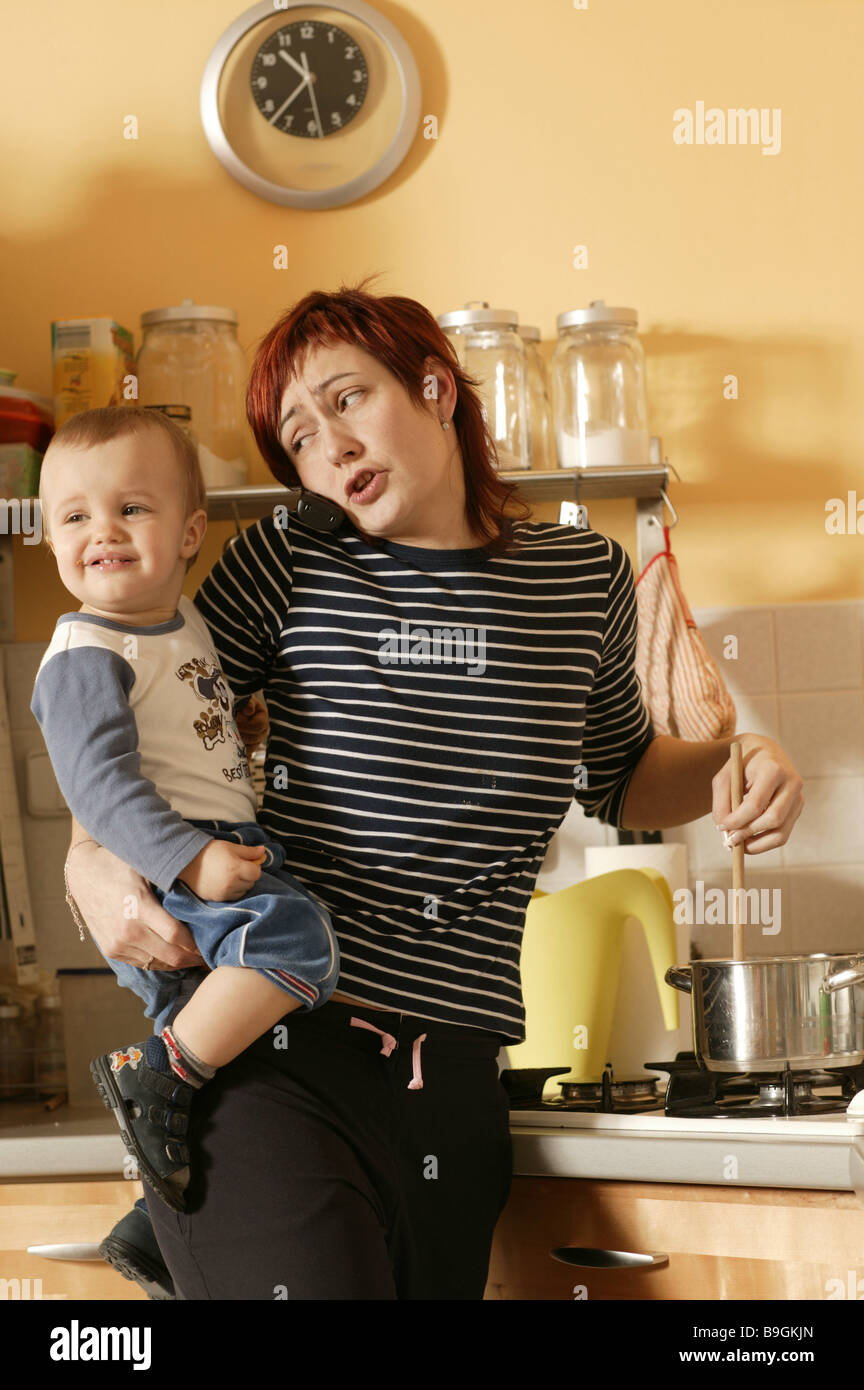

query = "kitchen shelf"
[[205, 462, 673, 580], [204, 462, 675, 579], [0, 456, 673, 640], [203, 464, 669, 520]]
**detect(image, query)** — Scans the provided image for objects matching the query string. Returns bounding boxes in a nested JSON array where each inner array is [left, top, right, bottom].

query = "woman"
[[65, 281, 804, 1299]]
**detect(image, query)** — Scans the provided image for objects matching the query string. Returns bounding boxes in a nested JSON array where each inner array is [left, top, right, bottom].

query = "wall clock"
[[200, 0, 422, 209]]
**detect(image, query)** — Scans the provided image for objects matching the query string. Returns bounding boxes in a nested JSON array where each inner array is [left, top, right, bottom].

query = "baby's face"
[[40, 431, 204, 616]]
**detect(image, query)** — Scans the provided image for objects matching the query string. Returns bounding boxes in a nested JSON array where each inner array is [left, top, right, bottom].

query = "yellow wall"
[[3, 0, 862, 640]]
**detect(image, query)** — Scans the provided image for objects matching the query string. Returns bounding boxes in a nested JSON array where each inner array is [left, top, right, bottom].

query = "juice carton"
[[51, 319, 135, 427]]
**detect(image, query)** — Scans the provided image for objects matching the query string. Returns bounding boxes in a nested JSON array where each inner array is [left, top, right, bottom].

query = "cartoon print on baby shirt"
[[176, 655, 250, 778]]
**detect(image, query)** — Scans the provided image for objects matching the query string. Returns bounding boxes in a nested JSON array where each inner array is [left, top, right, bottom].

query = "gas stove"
[[501, 1051, 864, 1118], [502, 1053, 864, 1192]]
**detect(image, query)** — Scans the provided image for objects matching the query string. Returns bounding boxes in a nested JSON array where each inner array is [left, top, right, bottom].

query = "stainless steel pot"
[[665, 954, 864, 1072]]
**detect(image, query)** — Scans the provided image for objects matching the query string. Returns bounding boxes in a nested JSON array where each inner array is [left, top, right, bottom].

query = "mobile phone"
[[222, 487, 346, 558], [289, 489, 346, 533]]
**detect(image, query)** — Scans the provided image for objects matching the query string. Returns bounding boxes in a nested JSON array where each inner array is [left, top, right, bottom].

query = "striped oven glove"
[[634, 527, 736, 741]]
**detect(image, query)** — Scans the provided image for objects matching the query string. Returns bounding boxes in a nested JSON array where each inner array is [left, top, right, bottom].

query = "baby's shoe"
[[90, 1037, 195, 1213]]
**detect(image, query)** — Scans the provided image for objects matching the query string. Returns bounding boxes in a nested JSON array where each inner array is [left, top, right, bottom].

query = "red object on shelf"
[[0, 386, 54, 452]]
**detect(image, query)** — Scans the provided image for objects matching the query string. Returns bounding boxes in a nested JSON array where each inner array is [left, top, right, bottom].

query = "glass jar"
[[551, 301, 650, 469], [136, 300, 249, 488], [518, 325, 555, 471], [0, 999, 32, 1099], [437, 302, 530, 470], [34, 994, 67, 1097]]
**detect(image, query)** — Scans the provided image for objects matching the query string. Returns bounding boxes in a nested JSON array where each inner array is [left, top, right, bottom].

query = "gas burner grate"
[[500, 1052, 864, 1117], [500, 1062, 665, 1112], [646, 1052, 864, 1118]]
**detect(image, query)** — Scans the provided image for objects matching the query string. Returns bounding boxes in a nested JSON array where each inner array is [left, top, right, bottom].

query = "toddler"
[[31, 405, 340, 1211]]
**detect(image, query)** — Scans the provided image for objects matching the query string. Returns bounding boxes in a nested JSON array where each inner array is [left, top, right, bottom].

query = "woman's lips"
[[349, 471, 386, 506]]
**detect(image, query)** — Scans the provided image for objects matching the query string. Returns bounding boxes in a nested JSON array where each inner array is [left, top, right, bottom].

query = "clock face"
[[250, 21, 369, 139], [202, 1, 422, 208]]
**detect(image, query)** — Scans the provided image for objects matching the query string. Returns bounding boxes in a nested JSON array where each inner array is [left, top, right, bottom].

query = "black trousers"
[[145, 999, 514, 1299]]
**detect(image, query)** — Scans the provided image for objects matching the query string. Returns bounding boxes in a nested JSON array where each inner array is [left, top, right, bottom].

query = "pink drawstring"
[[350, 1018, 426, 1090], [407, 1033, 427, 1090], [350, 1016, 397, 1055]]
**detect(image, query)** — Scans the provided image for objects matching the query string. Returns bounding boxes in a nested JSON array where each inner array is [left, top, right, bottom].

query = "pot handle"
[[665, 965, 692, 993], [822, 966, 864, 994]]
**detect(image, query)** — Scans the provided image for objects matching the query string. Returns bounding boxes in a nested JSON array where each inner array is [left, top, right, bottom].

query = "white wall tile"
[[775, 603, 864, 692], [692, 606, 776, 695], [688, 869, 788, 959], [731, 694, 781, 740], [778, 692, 864, 778], [783, 865, 864, 956], [786, 776, 864, 864]]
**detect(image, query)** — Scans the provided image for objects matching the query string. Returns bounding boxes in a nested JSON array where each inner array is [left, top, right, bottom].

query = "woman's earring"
[[440, 419, 451, 431]]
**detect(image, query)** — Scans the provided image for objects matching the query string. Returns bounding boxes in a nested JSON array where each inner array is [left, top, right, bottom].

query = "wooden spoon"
[[730, 740, 746, 959]]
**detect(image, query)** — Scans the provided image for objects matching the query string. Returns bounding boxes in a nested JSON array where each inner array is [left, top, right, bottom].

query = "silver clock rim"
[[200, 0, 422, 210]]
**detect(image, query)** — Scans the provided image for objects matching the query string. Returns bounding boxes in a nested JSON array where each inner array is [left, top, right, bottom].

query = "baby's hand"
[[235, 695, 269, 755], [177, 840, 267, 902]]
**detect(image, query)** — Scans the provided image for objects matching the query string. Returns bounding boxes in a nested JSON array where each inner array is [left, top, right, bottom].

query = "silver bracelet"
[[64, 840, 100, 942]]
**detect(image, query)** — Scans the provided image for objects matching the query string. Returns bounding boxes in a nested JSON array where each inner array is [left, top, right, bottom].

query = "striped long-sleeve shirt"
[[192, 514, 655, 1042]]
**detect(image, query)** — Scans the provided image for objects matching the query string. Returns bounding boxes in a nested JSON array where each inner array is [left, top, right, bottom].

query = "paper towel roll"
[[583, 843, 692, 1074], [583, 843, 689, 894]]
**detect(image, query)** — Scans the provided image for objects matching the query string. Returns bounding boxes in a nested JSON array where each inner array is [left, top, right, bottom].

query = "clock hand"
[[269, 75, 311, 126], [277, 50, 311, 81], [300, 51, 324, 139]]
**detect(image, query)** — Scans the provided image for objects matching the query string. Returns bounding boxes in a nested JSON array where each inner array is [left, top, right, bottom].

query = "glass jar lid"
[[517, 325, 541, 342], [556, 300, 638, 332], [141, 298, 238, 328], [437, 301, 519, 332]]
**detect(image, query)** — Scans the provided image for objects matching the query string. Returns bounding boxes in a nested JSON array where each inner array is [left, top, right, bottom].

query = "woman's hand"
[[65, 841, 206, 970], [712, 733, 804, 854], [235, 695, 269, 755]]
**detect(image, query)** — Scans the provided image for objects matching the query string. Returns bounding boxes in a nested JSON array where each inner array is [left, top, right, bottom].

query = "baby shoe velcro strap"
[[148, 1104, 190, 1139], [140, 1059, 195, 1109]]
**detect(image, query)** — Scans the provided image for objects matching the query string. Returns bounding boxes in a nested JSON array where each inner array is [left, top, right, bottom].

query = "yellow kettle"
[[507, 868, 680, 1088]]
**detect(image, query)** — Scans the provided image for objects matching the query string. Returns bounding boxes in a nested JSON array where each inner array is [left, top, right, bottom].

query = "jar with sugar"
[[551, 301, 649, 469]]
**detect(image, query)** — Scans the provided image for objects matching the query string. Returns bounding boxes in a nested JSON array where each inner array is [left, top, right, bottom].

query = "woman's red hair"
[[245, 277, 530, 553]]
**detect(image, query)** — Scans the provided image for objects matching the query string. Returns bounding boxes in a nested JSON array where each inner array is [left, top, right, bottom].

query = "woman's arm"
[[192, 518, 286, 700], [621, 732, 804, 852], [575, 540, 804, 852], [65, 818, 206, 970]]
